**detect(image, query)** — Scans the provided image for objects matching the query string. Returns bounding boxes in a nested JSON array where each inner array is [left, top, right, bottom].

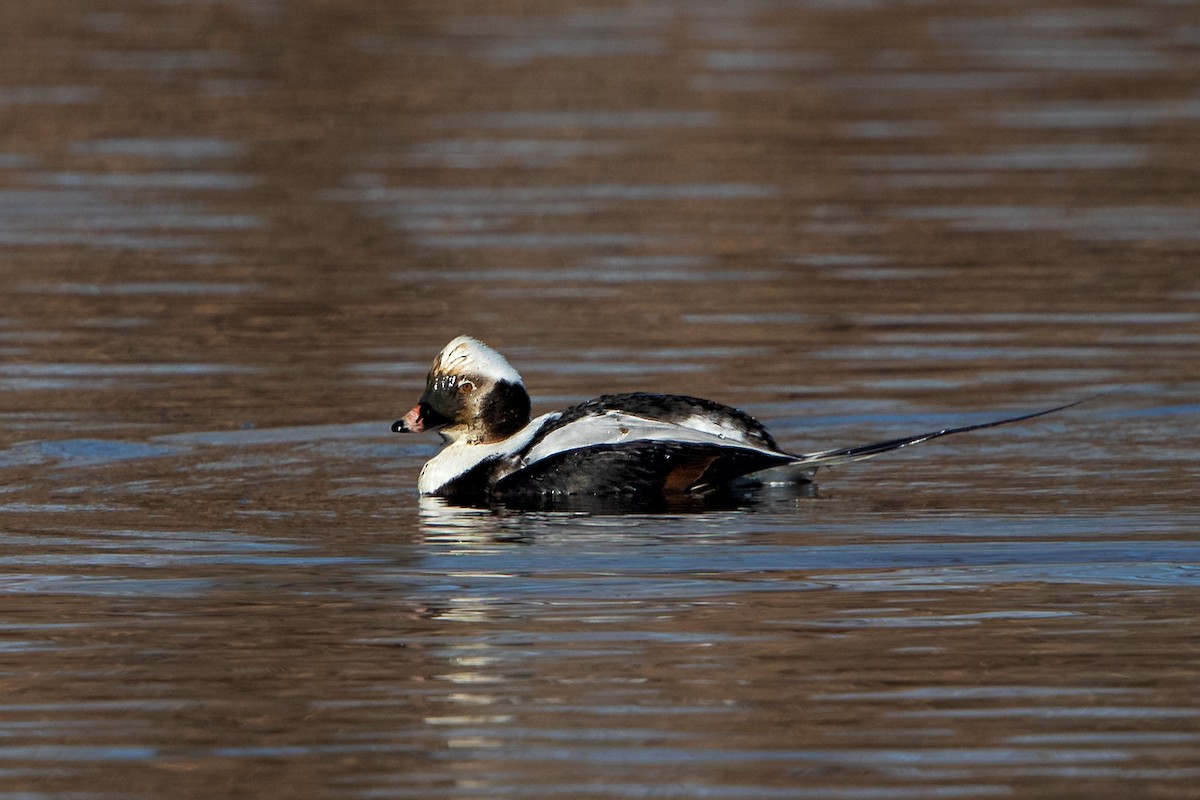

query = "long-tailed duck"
[[394, 336, 1088, 507]]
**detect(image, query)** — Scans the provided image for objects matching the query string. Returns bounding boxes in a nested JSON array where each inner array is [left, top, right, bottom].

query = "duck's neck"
[[476, 380, 531, 442]]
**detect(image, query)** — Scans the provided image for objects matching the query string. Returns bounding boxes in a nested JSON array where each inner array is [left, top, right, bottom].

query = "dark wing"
[[494, 440, 794, 504]]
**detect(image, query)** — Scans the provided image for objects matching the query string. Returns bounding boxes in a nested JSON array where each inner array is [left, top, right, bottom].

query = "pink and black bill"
[[392, 400, 451, 433]]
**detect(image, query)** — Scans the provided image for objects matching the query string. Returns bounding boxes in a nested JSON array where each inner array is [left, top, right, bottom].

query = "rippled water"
[[1, 1, 1198, 798]]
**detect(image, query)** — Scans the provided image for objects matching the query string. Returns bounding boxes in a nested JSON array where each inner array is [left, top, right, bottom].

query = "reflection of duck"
[[418, 495, 526, 541], [395, 336, 1087, 508]]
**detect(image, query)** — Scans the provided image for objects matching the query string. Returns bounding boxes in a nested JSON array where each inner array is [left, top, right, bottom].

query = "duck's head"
[[392, 336, 531, 444]]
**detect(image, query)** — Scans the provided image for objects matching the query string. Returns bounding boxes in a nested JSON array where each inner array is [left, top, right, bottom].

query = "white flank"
[[434, 336, 523, 385], [522, 410, 784, 467], [675, 413, 760, 445]]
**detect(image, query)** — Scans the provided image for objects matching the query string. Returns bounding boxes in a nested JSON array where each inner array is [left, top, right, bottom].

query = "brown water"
[[2, 1, 1199, 798]]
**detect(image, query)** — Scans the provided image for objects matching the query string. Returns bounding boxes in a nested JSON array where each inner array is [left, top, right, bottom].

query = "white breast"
[[417, 413, 557, 495]]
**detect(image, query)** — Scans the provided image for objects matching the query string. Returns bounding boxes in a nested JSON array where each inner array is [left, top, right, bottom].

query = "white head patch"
[[432, 336, 524, 386]]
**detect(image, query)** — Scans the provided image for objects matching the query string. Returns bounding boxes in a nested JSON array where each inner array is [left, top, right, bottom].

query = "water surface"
[[0, 1, 1197, 799]]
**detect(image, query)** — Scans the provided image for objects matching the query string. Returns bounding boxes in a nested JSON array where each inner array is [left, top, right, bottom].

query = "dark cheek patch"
[[480, 380, 531, 440]]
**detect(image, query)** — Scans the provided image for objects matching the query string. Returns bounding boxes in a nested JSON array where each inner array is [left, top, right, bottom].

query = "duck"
[[393, 335, 1088, 508]]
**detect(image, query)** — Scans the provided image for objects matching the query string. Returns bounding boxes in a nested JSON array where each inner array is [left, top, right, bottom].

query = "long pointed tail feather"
[[791, 393, 1105, 470]]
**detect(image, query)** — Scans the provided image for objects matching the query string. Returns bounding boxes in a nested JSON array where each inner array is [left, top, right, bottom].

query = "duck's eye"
[[459, 380, 475, 394]]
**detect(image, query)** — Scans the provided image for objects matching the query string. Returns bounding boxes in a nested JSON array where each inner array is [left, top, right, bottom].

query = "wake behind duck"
[[394, 336, 1091, 508]]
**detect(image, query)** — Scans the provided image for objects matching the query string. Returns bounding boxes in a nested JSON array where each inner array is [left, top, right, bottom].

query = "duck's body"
[[416, 392, 804, 503], [394, 336, 1086, 507]]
